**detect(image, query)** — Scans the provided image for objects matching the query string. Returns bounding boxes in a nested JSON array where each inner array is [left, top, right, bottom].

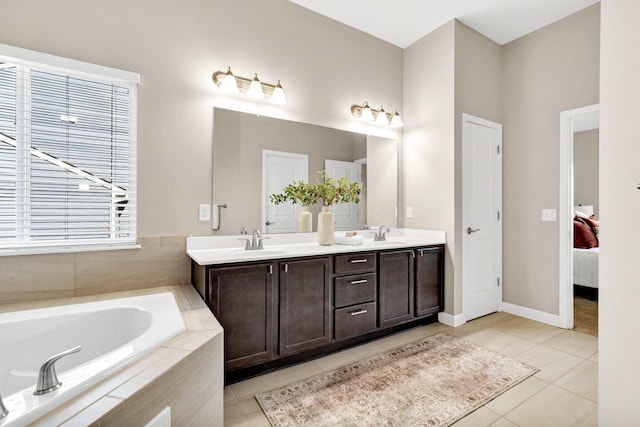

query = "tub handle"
[[33, 345, 82, 396]]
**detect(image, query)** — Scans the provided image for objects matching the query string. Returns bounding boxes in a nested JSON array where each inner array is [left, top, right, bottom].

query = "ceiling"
[[288, 0, 600, 48]]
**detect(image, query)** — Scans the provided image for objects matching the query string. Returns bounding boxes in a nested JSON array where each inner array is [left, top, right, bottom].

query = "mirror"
[[212, 108, 398, 234]]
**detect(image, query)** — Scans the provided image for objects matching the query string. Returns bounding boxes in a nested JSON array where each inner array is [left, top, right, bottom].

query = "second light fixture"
[[351, 101, 403, 128], [212, 66, 286, 104]]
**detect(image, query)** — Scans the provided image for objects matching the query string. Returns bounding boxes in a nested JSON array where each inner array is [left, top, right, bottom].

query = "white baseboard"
[[501, 302, 565, 328], [438, 312, 466, 327]]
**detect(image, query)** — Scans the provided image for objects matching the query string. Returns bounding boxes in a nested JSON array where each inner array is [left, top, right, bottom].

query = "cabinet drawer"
[[334, 273, 376, 308], [334, 252, 376, 274], [334, 302, 377, 341]]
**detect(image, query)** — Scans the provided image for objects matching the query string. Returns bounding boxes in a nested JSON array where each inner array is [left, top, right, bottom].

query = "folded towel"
[[334, 234, 364, 245]]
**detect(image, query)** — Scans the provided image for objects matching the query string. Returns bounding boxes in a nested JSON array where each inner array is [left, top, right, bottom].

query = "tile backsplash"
[[0, 235, 191, 305]]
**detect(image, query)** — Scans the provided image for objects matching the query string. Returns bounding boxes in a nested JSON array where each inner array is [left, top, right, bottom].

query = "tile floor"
[[223, 312, 598, 426]]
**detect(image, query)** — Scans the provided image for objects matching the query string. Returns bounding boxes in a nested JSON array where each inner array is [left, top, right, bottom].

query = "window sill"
[[0, 243, 142, 257]]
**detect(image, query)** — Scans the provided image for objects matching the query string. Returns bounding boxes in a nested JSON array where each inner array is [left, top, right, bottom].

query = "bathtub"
[[0, 292, 186, 426]]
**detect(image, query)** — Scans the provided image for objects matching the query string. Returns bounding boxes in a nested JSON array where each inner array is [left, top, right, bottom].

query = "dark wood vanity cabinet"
[[414, 246, 444, 317], [193, 244, 444, 379], [378, 250, 415, 328], [206, 263, 277, 371], [279, 257, 332, 356]]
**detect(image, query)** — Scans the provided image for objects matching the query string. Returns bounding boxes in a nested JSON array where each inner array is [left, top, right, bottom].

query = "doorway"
[[262, 150, 308, 234], [558, 104, 600, 330], [462, 114, 503, 321]]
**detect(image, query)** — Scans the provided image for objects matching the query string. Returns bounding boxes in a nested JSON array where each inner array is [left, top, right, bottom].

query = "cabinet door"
[[208, 263, 276, 371], [415, 246, 445, 318], [279, 257, 332, 356], [378, 250, 414, 328]]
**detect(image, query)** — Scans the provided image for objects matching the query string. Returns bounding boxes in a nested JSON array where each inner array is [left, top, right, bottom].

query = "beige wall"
[[212, 108, 366, 234], [573, 129, 599, 216], [501, 5, 600, 314], [0, 0, 402, 301], [403, 21, 456, 313], [453, 21, 503, 315], [599, 0, 640, 423]]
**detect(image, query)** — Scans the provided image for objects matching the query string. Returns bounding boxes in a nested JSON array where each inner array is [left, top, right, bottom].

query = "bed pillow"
[[574, 216, 599, 248]]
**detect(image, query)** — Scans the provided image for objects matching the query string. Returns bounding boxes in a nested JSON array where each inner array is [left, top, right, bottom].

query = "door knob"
[[265, 220, 276, 226], [466, 227, 480, 235]]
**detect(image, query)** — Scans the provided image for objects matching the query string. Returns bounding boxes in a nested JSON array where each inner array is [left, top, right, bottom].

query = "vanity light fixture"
[[212, 67, 286, 104], [351, 101, 403, 128]]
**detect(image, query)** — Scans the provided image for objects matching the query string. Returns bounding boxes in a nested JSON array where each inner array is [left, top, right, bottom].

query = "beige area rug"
[[255, 332, 538, 427]]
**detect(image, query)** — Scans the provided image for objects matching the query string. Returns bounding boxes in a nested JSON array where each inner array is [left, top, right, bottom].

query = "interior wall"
[[0, 0, 402, 302], [573, 129, 599, 216], [366, 136, 398, 228], [403, 21, 456, 314], [599, 0, 640, 423], [501, 4, 600, 315], [454, 21, 503, 315]]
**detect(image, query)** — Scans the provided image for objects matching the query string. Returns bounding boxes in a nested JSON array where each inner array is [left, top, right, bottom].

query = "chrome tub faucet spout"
[[34, 345, 82, 395], [0, 392, 8, 420]]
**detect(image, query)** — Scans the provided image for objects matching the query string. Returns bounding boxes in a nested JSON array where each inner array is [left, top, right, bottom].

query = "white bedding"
[[573, 247, 599, 288]]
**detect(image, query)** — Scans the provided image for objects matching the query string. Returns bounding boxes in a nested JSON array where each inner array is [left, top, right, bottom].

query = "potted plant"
[[314, 170, 363, 245], [270, 181, 318, 232]]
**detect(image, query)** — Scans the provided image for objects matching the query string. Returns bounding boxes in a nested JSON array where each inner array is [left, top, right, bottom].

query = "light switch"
[[541, 209, 557, 222], [199, 204, 210, 221], [406, 207, 413, 219]]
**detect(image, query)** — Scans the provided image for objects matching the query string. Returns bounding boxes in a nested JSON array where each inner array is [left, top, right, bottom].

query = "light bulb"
[[360, 102, 374, 122], [390, 110, 403, 128], [247, 73, 265, 99], [220, 66, 239, 93], [270, 80, 287, 104], [375, 106, 389, 125]]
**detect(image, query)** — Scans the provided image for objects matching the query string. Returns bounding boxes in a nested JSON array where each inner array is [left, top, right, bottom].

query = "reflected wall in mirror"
[[212, 108, 397, 234]]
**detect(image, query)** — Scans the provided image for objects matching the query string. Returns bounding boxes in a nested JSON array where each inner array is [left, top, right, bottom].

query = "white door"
[[462, 114, 502, 321], [262, 150, 308, 234], [324, 159, 362, 230]]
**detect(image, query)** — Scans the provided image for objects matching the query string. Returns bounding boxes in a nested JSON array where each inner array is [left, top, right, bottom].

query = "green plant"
[[270, 181, 318, 207], [314, 170, 363, 206]]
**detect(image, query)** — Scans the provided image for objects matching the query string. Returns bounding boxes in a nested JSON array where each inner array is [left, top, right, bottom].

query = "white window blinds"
[[0, 48, 137, 252]]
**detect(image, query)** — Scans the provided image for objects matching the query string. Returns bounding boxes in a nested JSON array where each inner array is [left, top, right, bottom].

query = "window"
[[0, 44, 138, 253]]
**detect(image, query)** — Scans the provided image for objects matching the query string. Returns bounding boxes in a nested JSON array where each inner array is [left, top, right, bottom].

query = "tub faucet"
[[373, 225, 391, 241], [34, 345, 82, 396], [0, 393, 7, 420], [239, 229, 269, 250]]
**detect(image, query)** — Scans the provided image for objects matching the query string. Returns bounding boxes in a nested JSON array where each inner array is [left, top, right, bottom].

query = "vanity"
[[187, 229, 445, 382]]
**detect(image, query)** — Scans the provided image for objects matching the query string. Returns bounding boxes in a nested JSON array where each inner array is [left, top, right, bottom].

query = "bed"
[[573, 247, 599, 288], [573, 206, 599, 299]]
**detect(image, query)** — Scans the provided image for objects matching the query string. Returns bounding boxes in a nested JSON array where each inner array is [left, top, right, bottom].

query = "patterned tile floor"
[[224, 312, 598, 426]]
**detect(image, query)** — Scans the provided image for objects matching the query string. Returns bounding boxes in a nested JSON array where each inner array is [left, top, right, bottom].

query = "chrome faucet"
[[373, 225, 390, 241], [0, 393, 7, 420], [239, 229, 269, 250], [34, 345, 82, 395]]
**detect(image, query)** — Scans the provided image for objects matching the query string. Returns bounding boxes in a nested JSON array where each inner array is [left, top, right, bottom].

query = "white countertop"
[[187, 228, 446, 266]]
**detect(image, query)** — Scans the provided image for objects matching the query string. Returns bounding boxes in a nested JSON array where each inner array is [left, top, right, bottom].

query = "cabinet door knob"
[[350, 259, 368, 264], [350, 279, 368, 285]]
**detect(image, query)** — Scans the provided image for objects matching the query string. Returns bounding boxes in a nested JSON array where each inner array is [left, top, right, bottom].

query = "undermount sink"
[[233, 249, 288, 257], [372, 240, 408, 245]]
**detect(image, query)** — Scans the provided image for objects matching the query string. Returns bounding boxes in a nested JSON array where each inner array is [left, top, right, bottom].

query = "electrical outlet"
[[406, 207, 413, 219], [199, 204, 210, 221], [541, 208, 557, 222]]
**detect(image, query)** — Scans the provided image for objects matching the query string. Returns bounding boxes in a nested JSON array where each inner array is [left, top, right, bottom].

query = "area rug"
[[255, 332, 538, 427]]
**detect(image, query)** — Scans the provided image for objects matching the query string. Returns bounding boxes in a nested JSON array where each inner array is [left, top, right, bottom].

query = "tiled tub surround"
[[0, 236, 192, 305], [187, 228, 447, 265], [0, 285, 224, 427]]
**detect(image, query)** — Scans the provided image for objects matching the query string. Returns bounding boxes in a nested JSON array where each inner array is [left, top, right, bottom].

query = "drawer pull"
[[350, 309, 368, 316], [350, 279, 368, 285], [350, 259, 368, 264]]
